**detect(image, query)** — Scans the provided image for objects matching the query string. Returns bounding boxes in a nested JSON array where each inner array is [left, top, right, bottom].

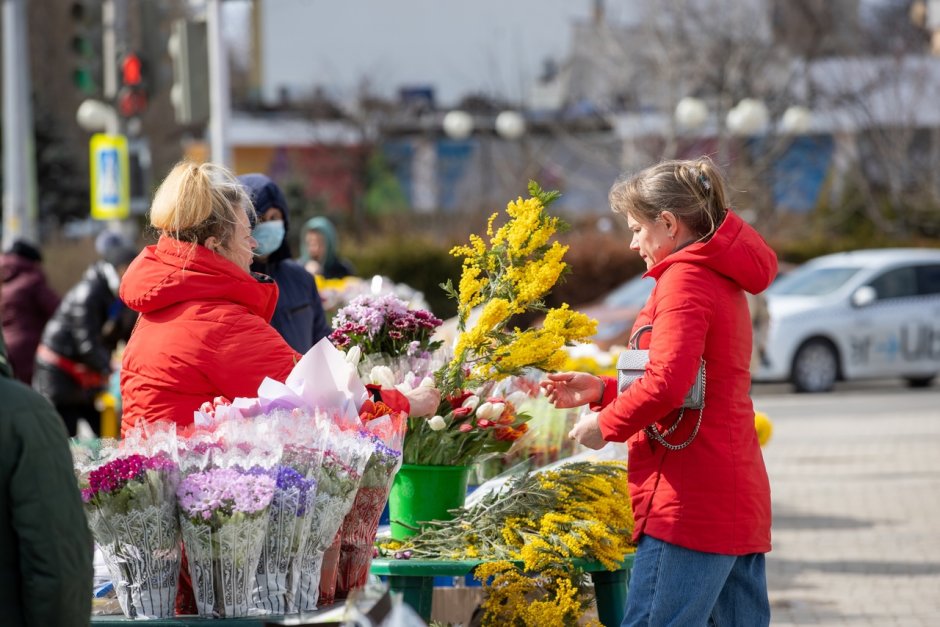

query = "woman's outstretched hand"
[[540, 372, 605, 409]]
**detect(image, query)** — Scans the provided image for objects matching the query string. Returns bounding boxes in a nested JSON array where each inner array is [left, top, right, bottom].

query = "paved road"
[[752, 381, 940, 626]]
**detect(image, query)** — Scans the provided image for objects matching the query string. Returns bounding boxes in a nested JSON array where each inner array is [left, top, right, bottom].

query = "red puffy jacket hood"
[[645, 209, 778, 295], [119, 236, 299, 434], [120, 236, 278, 321]]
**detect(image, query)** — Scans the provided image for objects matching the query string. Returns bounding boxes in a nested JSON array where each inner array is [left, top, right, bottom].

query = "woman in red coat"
[[120, 161, 301, 435], [120, 162, 302, 615], [543, 157, 777, 626]]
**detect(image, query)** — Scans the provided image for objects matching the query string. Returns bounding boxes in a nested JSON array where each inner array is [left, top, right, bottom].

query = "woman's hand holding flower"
[[540, 372, 605, 409], [568, 412, 606, 450], [402, 384, 441, 418]]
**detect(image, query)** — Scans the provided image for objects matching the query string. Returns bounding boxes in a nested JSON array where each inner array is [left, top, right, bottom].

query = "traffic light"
[[118, 51, 148, 118], [167, 19, 210, 125], [70, 1, 102, 96]]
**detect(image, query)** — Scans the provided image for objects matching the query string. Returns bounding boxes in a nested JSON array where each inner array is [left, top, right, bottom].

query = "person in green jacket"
[[0, 329, 93, 626], [299, 216, 355, 279]]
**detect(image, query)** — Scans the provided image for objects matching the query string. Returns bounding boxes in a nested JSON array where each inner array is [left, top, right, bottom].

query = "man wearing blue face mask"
[[238, 174, 331, 352]]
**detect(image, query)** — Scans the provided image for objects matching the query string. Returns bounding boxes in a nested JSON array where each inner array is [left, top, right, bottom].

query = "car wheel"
[[791, 339, 838, 393], [905, 376, 936, 388]]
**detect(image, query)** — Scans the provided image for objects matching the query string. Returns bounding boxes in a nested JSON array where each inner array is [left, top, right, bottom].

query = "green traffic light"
[[73, 67, 97, 95]]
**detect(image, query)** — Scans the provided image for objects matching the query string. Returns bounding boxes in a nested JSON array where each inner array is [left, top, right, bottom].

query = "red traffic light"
[[121, 53, 143, 87], [118, 86, 148, 117]]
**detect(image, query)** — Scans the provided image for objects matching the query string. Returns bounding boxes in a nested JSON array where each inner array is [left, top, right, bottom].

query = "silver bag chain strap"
[[643, 361, 706, 451]]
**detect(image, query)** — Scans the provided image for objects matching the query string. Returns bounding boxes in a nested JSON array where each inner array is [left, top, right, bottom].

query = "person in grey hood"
[[299, 215, 355, 279], [238, 173, 331, 352]]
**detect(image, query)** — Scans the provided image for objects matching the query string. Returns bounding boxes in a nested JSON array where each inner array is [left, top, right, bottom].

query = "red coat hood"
[[645, 209, 778, 295], [120, 235, 279, 322]]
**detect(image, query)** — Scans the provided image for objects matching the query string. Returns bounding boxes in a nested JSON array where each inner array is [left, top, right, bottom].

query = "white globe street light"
[[442, 110, 474, 140], [675, 96, 709, 130], [495, 110, 526, 140], [779, 105, 813, 134], [726, 98, 769, 135], [76, 99, 119, 135]]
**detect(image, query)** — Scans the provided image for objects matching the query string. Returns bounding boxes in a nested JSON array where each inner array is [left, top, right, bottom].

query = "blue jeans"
[[622, 535, 770, 627]]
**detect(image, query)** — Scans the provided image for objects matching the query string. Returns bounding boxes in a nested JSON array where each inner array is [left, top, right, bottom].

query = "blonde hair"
[[609, 156, 729, 240], [149, 161, 252, 247]]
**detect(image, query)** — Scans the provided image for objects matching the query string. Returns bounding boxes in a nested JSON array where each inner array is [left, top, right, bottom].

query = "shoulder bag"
[[616, 325, 706, 450]]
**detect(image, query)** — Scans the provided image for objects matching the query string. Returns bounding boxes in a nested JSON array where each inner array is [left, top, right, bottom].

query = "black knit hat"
[[9, 239, 42, 263]]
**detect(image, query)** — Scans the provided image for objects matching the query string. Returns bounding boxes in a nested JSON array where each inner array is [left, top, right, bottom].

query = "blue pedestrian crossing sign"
[[90, 134, 130, 220]]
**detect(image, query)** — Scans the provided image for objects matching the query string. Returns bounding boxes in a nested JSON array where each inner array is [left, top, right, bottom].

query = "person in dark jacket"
[[299, 215, 355, 279], [1, 240, 60, 384], [0, 324, 94, 627], [33, 243, 139, 436], [238, 173, 331, 352]]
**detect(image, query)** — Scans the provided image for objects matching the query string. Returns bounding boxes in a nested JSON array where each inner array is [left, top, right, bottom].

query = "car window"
[[603, 277, 655, 307], [767, 266, 862, 296], [916, 264, 940, 296], [868, 266, 918, 300]]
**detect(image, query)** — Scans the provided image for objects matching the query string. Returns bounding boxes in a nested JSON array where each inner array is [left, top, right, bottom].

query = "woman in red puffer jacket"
[[542, 157, 777, 627], [119, 161, 301, 615], [120, 161, 301, 435]]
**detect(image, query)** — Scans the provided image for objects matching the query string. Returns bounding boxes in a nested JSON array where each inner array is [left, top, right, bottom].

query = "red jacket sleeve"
[[207, 313, 300, 400], [596, 263, 716, 442]]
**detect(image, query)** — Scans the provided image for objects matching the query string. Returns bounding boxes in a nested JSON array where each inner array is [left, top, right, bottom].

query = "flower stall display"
[[293, 428, 373, 612], [176, 423, 281, 618], [381, 460, 636, 627], [378, 182, 597, 538], [73, 423, 181, 618]]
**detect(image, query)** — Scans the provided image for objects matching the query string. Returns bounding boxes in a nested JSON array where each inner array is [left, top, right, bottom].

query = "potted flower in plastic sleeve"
[[335, 406, 406, 598], [253, 412, 330, 614], [176, 424, 280, 618], [292, 428, 373, 612], [73, 422, 182, 618]]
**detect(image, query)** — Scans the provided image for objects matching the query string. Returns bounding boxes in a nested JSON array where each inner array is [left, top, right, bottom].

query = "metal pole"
[[102, 0, 117, 100], [206, 0, 231, 166], [2, 0, 38, 249]]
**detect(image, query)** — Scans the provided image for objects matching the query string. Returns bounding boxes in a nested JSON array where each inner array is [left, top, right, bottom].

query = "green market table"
[[369, 554, 635, 626], [90, 606, 345, 627]]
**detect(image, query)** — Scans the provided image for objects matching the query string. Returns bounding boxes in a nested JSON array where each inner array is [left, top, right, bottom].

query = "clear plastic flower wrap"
[[292, 426, 373, 612], [176, 420, 281, 618], [73, 422, 181, 618], [336, 412, 406, 599], [252, 410, 330, 613]]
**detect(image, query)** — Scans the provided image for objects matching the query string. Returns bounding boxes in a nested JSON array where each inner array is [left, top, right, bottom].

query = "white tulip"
[[345, 345, 361, 367], [461, 395, 481, 411], [419, 376, 436, 388], [476, 401, 498, 421], [428, 415, 447, 431], [489, 402, 506, 418], [369, 365, 396, 389]]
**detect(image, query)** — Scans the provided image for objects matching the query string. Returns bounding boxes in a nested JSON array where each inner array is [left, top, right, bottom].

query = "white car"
[[755, 248, 940, 392]]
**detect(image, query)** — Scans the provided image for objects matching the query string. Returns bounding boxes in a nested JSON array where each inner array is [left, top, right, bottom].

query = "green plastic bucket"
[[388, 464, 471, 540]]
